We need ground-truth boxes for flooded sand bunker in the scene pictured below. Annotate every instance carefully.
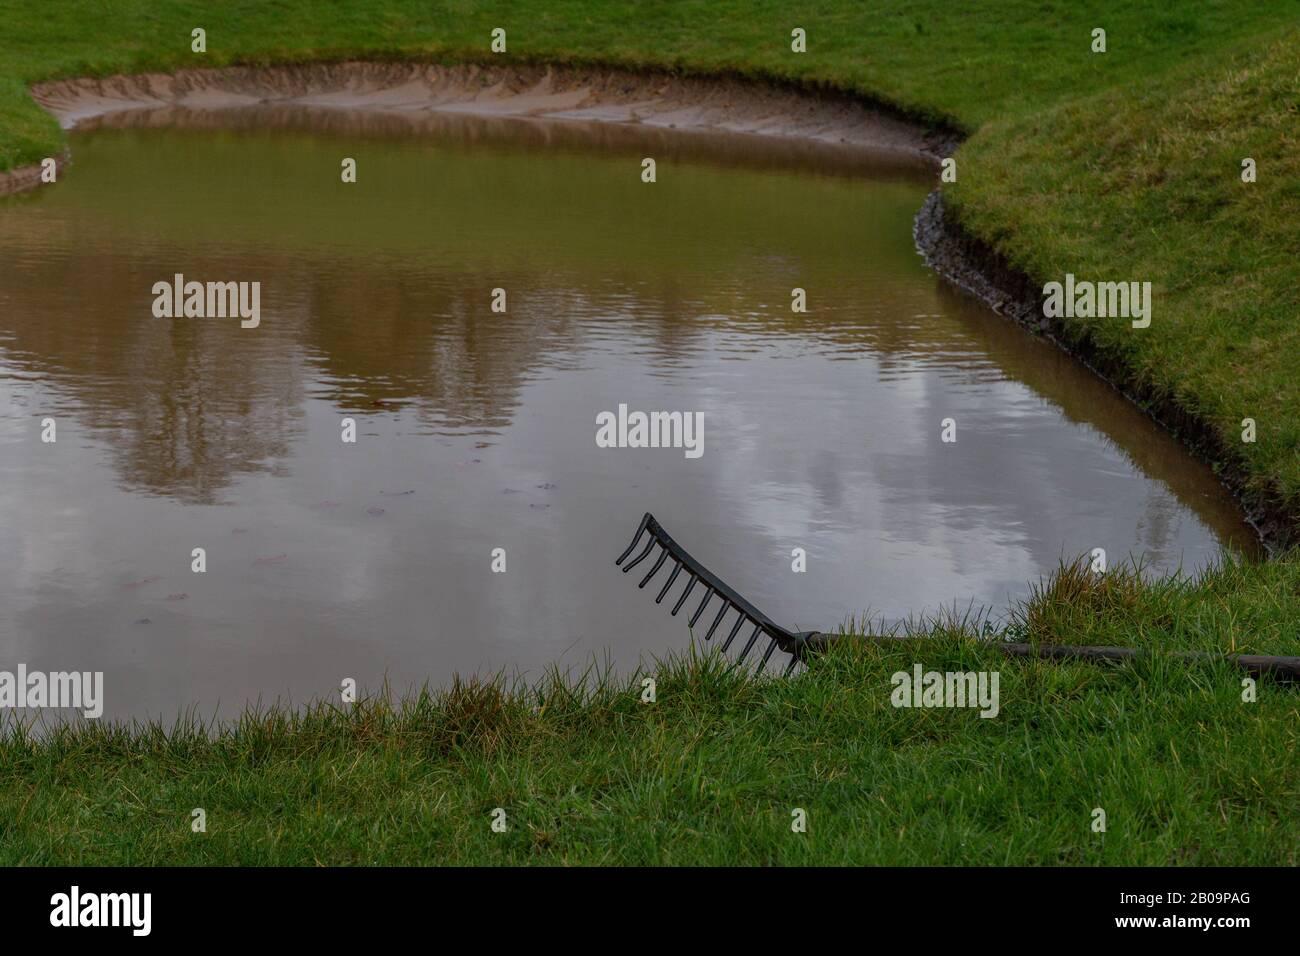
[26,62,950,157]
[0,68,1260,721]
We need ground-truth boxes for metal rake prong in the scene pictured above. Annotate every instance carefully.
[615,513,652,566]
[688,586,715,627]
[759,636,780,670]
[655,561,684,603]
[638,549,669,588]
[621,537,657,573]
[670,573,698,615]
[703,603,730,641]
[720,615,747,652]
[735,623,762,664]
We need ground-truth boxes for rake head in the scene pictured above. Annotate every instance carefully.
[615,512,823,675]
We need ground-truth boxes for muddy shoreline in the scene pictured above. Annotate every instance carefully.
[914,193,1293,552]
[3,61,1289,550]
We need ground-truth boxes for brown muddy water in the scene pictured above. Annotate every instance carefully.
[0,106,1259,721]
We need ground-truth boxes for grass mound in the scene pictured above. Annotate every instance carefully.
[949,27,1300,524]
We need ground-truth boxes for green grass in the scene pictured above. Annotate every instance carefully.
[0,0,1288,148]
[948,25,1300,517]
[2,2,1299,864]
[885,553,1300,658]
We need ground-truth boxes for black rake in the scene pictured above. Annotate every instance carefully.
[615,512,823,674]
[616,512,1300,683]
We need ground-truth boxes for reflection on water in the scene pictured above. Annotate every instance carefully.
[0,107,1258,720]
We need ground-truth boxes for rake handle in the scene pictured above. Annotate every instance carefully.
[804,635,1300,682]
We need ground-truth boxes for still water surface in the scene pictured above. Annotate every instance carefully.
[0,107,1257,720]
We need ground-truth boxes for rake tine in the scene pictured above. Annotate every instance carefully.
[614,513,652,566]
[621,537,657,573]
[670,573,698,615]
[638,549,669,589]
[735,623,762,665]
[783,654,799,676]
[759,636,780,670]
[703,603,730,641]
[720,615,748,652]
[655,561,684,603]
[688,586,715,627]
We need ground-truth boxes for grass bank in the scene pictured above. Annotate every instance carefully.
[947,25,1300,538]
[2,558,1297,866]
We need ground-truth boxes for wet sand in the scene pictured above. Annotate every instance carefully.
[6,62,948,195]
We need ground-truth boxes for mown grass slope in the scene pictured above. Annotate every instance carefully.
[948,26,1300,518]
[0,1,1293,166]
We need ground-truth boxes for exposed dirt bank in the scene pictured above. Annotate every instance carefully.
[3,62,949,197]
[2,61,1287,550]
[0,152,66,197]
[28,60,950,153]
